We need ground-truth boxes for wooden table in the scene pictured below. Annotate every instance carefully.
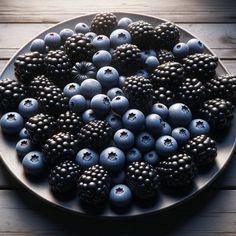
[0,0,236,235]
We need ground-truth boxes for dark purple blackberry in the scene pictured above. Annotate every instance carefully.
[112,43,141,75]
[77,120,112,151]
[126,161,160,199]
[0,78,27,112]
[150,62,184,89]
[198,98,234,130]
[157,153,197,188]
[14,52,45,84]
[77,165,110,205]
[176,78,206,109]
[64,33,94,63]
[43,132,79,166]
[56,111,83,134]
[183,135,217,167]
[122,75,154,110]
[71,61,97,84]
[157,49,175,64]
[155,22,180,50]
[90,12,117,36]
[25,113,57,146]
[152,86,176,106]
[182,53,218,82]
[205,74,236,104]
[48,160,81,193]
[127,20,156,49]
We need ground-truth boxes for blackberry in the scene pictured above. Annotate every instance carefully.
[182,53,218,82]
[183,135,217,167]
[176,78,206,109]
[64,33,94,63]
[122,75,154,110]
[112,43,141,75]
[155,22,180,50]
[205,74,236,104]
[150,62,184,89]
[14,52,45,84]
[157,49,175,64]
[71,61,97,84]
[77,120,112,151]
[43,132,79,166]
[77,165,110,205]
[90,12,117,36]
[56,111,83,134]
[25,113,57,146]
[157,153,197,188]
[127,20,156,49]
[0,78,27,112]
[126,161,160,199]
[198,98,234,130]
[48,160,81,193]
[152,87,176,106]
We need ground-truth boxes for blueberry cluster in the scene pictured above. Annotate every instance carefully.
[0,13,235,211]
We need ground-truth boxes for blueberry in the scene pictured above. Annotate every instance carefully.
[97,66,119,89]
[69,94,87,114]
[141,49,157,62]
[168,103,192,127]
[82,109,96,123]
[22,151,45,176]
[18,98,39,119]
[114,128,135,150]
[107,87,124,100]
[188,119,210,137]
[111,96,129,116]
[122,109,145,132]
[92,50,112,68]
[161,122,172,135]
[187,38,204,54]
[143,150,159,166]
[30,38,46,54]
[59,28,74,43]
[117,17,133,29]
[80,79,102,99]
[126,148,142,164]
[171,127,190,145]
[92,35,110,51]
[63,82,81,98]
[155,135,178,157]
[111,171,126,186]
[16,139,33,158]
[75,22,90,34]
[85,32,97,42]
[109,184,132,208]
[106,113,122,132]
[44,32,61,50]
[100,147,125,173]
[0,112,24,134]
[145,56,159,71]
[173,43,189,58]
[136,69,150,79]
[136,132,155,152]
[76,148,99,169]
[19,128,30,139]
[118,76,126,88]
[110,29,132,48]
[151,103,169,119]
[145,114,162,137]
[91,94,111,117]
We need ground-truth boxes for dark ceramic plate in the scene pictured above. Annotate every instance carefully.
[0,12,235,218]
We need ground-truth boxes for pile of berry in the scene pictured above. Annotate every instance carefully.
[0,13,235,210]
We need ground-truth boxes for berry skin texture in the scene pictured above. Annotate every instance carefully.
[59,28,74,43]
[126,148,142,164]
[114,128,135,150]
[111,96,129,116]
[156,49,175,65]
[141,49,157,62]
[152,86,176,107]
[118,17,133,29]
[107,87,124,100]
[110,29,132,48]
[145,56,160,72]
[188,119,210,137]
[18,98,39,119]
[143,150,159,167]
[160,122,172,136]
[151,103,169,119]
[80,79,102,99]
[85,32,97,42]
[105,113,122,132]
[145,114,163,137]
[97,66,119,89]
[136,69,149,79]
[82,109,96,123]
[44,32,61,50]
[19,128,30,139]
[187,38,204,54]
[16,139,33,157]
[75,22,90,34]
[172,42,189,58]
[76,148,99,169]
[30,38,46,54]
[136,132,155,153]
[92,35,110,51]
[92,50,112,68]
[69,95,87,114]
[63,83,81,98]
[171,127,190,146]
[91,94,111,117]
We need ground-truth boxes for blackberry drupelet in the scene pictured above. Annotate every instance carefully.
[25,113,57,146]
[43,132,79,166]
[198,98,234,130]
[157,49,175,64]
[14,52,45,84]
[112,43,141,75]
[90,12,117,36]
[0,78,27,112]
[48,160,81,193]
[77,120,112,151]
[126,161,160,199]
[155,22,180,50]
[157,153,197,188]
[122,75,154,110]
[152,86,176,106]
[64,33,94,63]
[205,74,236,104]
[77,164,110,205]
[182,53,218,82]
[183,135,217,167]
[127,20,156,49]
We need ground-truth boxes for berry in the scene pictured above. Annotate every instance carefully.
[152,87,176,107]
[141,49,157,62]
[110,29,132,48]
[91,94,111,117]
[145,56,160,71]
[107,87,124,100]
[105,113,122,132]
[118,17,133,29]
[80,79,102,99]
[172,42,189,58]
[151,103,169,119]
[44,32,61,49]
[59,28,74,43]
[136,69,149,79]
[161,122,172,135]
[114,128,135,150]
[85,32,97,42]
[136,132,155,152]
[118,76,126,88]
[188,119,210,137]
[145,114,163,137]
[111,96,129,116]
[92,35,110,51]
[63,83,80,98]
[19,128,30,139]
[30,38,46,54]
[126,148,142,164]
[16,138,33,157]
[18,98,39,118]
[156,49,175,64]
[76,148,99,169]
[171,127,190,146]
[143,150,159,167]
[187,38,204,54]
[82,109,96,123]
[69,95,87,114]
[155,135,178,157]
[75,22,90,34]
[92,50,112,68]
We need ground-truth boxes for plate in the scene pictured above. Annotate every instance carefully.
[0,12,236,218]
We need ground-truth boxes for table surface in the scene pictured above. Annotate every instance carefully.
[0,0,236,235]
